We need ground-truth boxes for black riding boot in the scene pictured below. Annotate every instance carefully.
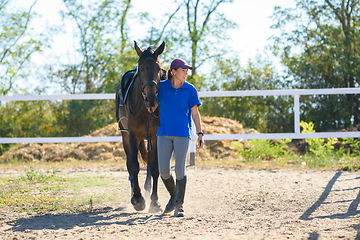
[161,175,176,214]
[174,176,187,217]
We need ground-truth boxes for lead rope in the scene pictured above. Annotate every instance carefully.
[195,139,202,165]
[146,111,152,152]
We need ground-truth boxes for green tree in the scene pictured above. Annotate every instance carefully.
[120,0,131,54]
[0,88,59,155]
[47,0,138,136]
[271,0,360,131]
[184,0,236,79]
[52,99,113,137]
[0,0,45,95]
[0,0,54,155]
[143,0,237,89]
[202,57,294,133]
[140,4,181,47]
[54,0,136,94]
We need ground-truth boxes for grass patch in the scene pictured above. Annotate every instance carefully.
[0,166,117,214]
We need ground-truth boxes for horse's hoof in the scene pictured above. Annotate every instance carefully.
[149,200,162,214]
[131,195,146,211]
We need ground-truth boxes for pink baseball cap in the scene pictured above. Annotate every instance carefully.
[170,58,193,70]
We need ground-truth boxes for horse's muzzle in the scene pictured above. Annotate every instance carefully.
[144,95,158,108]
[142,80,159,108]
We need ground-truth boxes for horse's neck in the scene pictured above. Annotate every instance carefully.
[133,77,142,97]
[129,77,143,106]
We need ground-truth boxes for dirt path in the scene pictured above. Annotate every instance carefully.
[1,167,360,239]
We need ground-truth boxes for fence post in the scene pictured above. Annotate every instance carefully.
[294,94,300,133]
[189,119,196,166]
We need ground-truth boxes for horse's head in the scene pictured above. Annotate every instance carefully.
[134,41,165,112]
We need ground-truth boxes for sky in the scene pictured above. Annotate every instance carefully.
[10,0,296,92]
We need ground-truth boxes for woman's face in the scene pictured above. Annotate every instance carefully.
[173,67,189,81]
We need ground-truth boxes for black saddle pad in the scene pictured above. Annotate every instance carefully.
[120,68,138,104]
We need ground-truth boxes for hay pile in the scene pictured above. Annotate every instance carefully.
[0,116,258,163]
[200,116,258,159]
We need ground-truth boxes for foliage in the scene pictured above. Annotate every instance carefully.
[0,0,48,95]
[202,57,294,133]
[53,0,137,94]
[342,137,360,156]
[0,90,59,137]
[229,121,360,170]
[144,0,238,89]
[3,0,360,156]
[182,0,237,79]
[232,138,293,162]
[52,99,114,137]
[44,0,139,136]
[298,121,360,168]
[21,166,58,182]
[300,121,338,159]
[270,0,360,131]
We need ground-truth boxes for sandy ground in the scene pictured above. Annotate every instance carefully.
[1,166,360,240]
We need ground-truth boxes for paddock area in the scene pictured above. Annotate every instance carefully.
[1,167,359,239]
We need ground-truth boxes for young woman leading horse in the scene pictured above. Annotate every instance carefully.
[116,41,166,213]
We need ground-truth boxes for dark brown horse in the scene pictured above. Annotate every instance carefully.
[116,41,165,213]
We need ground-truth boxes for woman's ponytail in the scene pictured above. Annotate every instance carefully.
[167,67,179,79]
[167,69,173,79]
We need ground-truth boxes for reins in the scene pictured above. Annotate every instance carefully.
[127,73,160,119]
[146,111,152,151]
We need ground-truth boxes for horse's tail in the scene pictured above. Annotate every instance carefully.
[139,140,148,164]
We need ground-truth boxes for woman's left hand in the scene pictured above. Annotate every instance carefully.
[197,135,204,149]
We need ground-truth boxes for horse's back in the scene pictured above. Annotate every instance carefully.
[116,68,138,130]
[121,68,137,102]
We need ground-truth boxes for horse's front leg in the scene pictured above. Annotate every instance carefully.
[148,138,162,213]
[128,133,146,211]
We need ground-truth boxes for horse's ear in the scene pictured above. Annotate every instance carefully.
[154,41,165,56]
[134,41,143,57]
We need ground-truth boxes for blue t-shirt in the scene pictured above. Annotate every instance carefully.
[157,78,201,138]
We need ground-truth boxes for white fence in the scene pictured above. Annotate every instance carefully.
[1,88,360,143]
[1,88,360,144]
[1,88,360,164]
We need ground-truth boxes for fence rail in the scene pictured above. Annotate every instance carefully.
[1,132,360,144]
[1,88,360,164]
[1,88,360,143]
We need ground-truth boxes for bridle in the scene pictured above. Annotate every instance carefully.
[128,57,161,119]
[140,77,159,100]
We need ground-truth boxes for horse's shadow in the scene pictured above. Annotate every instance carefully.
[6,206,164,232]
[300,171,360,221]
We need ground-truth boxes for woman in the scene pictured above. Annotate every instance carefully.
[157,58,204,217]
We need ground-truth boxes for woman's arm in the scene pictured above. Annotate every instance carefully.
[191,105,204,149]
